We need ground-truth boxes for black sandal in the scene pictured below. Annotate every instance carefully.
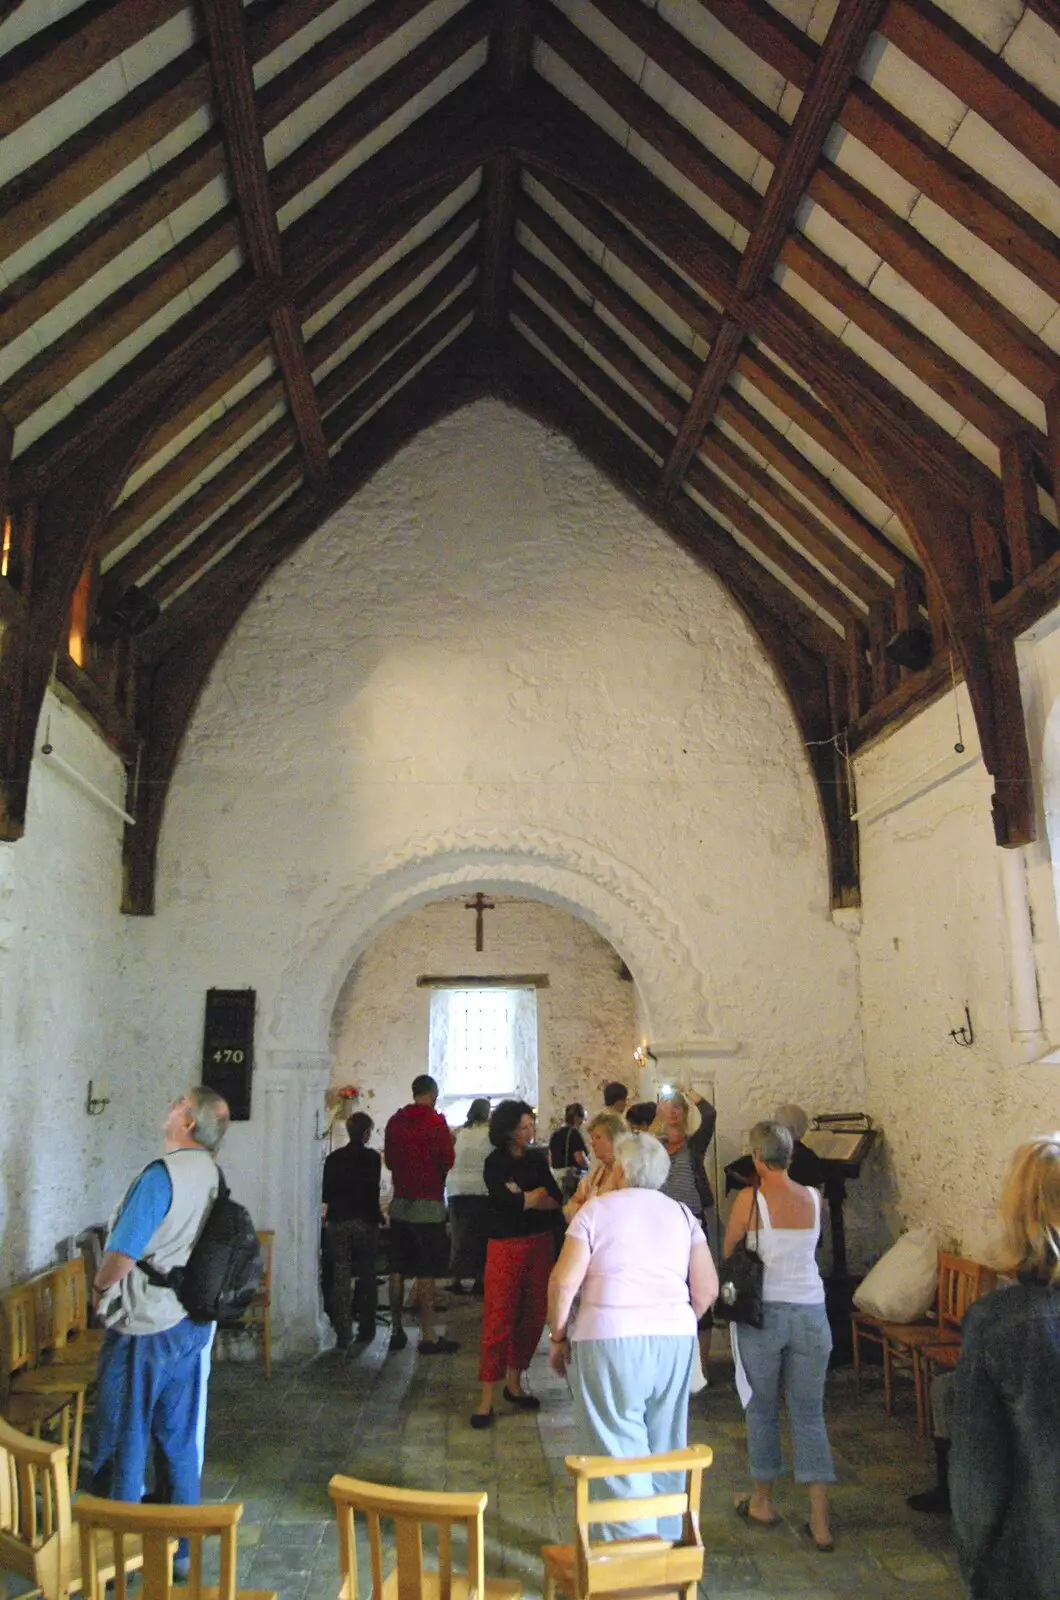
[502,1387,541,1410]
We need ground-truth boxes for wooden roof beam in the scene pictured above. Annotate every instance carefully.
[715,388,907,581]
[517,196,699,385]
[736,0,888,296]
[478,0,534,334]
[13,76,501,495]
[659,320,744,497]
[880,0,1060,190]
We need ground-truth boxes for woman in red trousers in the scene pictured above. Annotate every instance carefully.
[470,1100,562,1428]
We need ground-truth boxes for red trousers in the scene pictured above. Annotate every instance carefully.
[478,1233,553,1382]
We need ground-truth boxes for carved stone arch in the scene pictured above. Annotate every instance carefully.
[268,827,720,1058]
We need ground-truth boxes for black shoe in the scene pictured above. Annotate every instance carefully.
[388,1327,409,1352]
[469,1408,495,1430]
[419,1336,460,1355]
[502,1387,541,1410]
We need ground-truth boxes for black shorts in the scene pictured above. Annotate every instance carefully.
[388,1219,450,1278]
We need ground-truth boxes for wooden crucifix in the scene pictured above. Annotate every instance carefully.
[465,892,495,952]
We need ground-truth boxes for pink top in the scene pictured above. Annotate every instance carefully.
[566,1189,705,1342]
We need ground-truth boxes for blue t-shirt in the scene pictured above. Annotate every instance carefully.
[107,1161,173,1258]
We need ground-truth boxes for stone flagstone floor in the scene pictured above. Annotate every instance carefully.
[198,1294,965,1600]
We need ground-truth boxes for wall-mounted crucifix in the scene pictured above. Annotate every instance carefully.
[464,892,495,952]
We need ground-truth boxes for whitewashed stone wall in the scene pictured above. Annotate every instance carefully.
[854,646,1060,1261]
[0,691,142,1283]
[329,895,638,1141]
[5,402,865,1340]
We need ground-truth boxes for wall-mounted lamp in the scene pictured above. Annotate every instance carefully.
[633,1043,657,1068]
[85,1080,110,1116]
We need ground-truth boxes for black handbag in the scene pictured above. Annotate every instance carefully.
[718,1188,765,1328]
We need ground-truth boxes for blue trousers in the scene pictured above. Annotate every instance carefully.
[736,1302,835,1484]
[570,1334,694,1540]
[92,1320,214,1506]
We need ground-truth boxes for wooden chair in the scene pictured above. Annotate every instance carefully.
[72,1495,275,1600]
[541,1444,711,1600]
[1,1286,90,1489]
[42,1263,105,1367]
[328,1473,522,1600]
[0,1416,145,1600]
[852,1254,995,1436]
[30,1269,101,1380]
[238,1232,273,1380]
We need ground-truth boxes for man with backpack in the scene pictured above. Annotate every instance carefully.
[90,1086,231,1525]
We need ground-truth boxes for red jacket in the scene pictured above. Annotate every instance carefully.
[384,1102,455,1202]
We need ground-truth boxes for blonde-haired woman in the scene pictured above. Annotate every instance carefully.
[951,1134,1060,1600]
[564,1111,626,1222]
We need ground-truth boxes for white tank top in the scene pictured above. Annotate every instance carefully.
[747,1188,825,1306]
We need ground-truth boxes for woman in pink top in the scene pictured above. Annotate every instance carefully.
[547,1132,718,1538]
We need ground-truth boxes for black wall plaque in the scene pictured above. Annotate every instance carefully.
[202,988,255,1121]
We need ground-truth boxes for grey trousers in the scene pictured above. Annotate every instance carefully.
[570,1334,695,1540]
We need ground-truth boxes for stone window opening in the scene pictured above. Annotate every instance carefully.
[428,986,539,1125]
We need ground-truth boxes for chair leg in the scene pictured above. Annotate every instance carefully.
[851,1321,861,1396]
[72,1392,85,1490]
[913,1351,927,1440]
[882,1340,893,1417]
[263,1306,271,1381]
[542,1572,556,1600]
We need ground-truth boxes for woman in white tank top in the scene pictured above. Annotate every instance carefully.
[722,1121,836,1552]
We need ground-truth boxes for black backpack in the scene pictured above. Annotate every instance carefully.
[140,1171,263,1326]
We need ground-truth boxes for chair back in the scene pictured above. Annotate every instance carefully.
[1,1283,39,1379]
[30,1268,76,1357]
[566,1444,711,1598]
[328,1473,490,1600]
[937,1254,997,1335]
[62,1258,92,1339]
[255,1232,274,1298]
[0,1415,73,1600]
[72,1495,243,1600]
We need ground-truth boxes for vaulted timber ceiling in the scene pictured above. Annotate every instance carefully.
[0,0,1058,913]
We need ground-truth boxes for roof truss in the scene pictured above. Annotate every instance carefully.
[1,0,1058,910]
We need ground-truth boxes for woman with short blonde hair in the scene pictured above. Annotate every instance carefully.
[951,1134,1060,1599]
[563,1110,626,1221]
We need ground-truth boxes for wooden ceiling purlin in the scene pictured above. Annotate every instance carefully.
[122,340,489,916]
[658,318,744,499]
[477,0,533,334]
[499,333,858,907]
[198,0,329,488]
[11,76,503,498]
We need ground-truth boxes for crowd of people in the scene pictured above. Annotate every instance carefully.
[81,1073,1060,1599]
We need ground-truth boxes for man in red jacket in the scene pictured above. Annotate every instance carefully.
[384,1074,458,1355]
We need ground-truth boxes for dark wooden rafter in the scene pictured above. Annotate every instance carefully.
[1025,0,1060,30]
[478,0,533,334]
[540,0,1059,410]
[193,1,328,484]
[879,0,1060,190]
[12,75,503,497]
[106,206,479,586]
[658,319,744,498]
[736,0,889,297]
[1002,432,1050,584]
[122,339,487,914]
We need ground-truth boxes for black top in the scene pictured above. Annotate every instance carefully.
[483,1147,563,1239]
[724,1141,827,1194]
[548,1126,588,1169]
[322,1143,383,1226]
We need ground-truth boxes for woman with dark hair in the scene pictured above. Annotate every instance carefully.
[447,1097,492,1294]
[951,1134,1060,1599]
[548,1102,590,1201]
[471,1099,562,1429]
[322,1111,383,1348]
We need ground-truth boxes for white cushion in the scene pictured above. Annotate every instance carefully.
[853,1226,948,1322]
